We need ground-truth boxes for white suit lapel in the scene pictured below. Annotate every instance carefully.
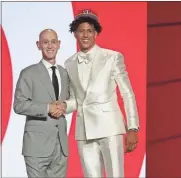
[68,54,85,94]
[85,46,107,98]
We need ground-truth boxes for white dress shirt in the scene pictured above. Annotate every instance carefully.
[77,45,97,91]
[42,59,61,96]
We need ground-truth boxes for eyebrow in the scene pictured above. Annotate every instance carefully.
[41,38,58,41]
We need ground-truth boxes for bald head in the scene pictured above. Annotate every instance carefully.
[36,29,60,64]
[39,29,58,41]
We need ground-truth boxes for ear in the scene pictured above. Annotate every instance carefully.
[57,40,61,49]
[36,41,41,50]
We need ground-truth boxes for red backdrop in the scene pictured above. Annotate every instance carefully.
[147,2,181,178]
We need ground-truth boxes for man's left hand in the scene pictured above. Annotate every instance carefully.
[50,101,67,118]
[125,130,138,153]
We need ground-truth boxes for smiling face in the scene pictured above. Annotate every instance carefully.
[36,29,60,64]
[74,22,97,53]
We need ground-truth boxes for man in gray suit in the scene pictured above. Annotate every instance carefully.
[14,29,69,177]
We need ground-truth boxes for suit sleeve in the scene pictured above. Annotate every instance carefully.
[64,74,78,114]
[112,52,139,130]
[13,70,48,118]
[64,63,77,114]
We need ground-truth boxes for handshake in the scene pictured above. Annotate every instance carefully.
[48,101,67,119]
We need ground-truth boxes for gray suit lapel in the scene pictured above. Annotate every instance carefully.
[57,66,65,100]
[67,55,86,101]
[37,62,56,101]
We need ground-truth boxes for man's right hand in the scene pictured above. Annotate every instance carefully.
[49,101,66,119]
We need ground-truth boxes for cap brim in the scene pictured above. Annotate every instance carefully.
[75,14,98,21]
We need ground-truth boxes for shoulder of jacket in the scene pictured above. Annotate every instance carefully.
[21,63,37,74]
[101,47,121,56]
[101,48,124,59]
[64,53,77,67]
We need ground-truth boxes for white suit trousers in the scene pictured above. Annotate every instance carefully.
[77,135,124,178]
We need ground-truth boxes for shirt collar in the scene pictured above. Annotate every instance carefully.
[42,59,58,69]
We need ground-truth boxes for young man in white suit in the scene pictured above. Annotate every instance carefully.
[64,9,140,177]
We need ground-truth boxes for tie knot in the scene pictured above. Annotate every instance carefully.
[51,66,56,72]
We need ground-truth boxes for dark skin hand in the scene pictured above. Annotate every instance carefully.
[125,130,138,153]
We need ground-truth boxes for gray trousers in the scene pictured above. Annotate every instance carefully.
[24,135,67,178]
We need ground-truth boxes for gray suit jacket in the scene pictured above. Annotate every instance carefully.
[13,61,70,157]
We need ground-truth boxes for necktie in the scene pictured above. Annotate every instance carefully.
[51,66,59,100]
